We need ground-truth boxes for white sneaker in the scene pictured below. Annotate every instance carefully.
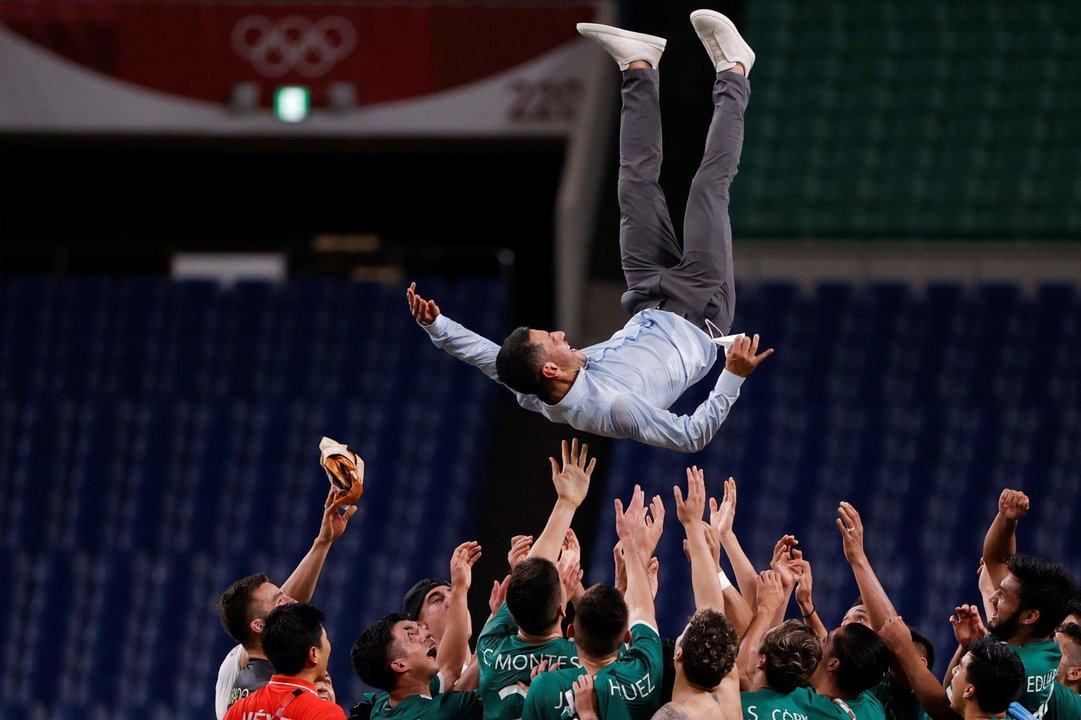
[576,23,667,71]
[689,10,755,75]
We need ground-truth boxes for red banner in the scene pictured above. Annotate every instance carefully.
[0,1,596,107]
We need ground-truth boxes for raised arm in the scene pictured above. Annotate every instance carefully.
[609,335,773,453]
[982,489,1029,589]
[281,489,358,602]
[529,439,595,562]
[737,571,785,690]
[439,541,483,687]
[614,485,657,628]
[676,466,725,613]
[711,477,760,609]
[788,550,828,640]
[879,616,959,720]
[836,501,898,630]
[407,282,503,383]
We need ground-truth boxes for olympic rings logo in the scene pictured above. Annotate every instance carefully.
[231,15,356,78]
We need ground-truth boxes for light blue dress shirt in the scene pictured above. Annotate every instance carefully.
[421,309,745,453]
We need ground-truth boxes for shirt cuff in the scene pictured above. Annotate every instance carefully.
[716,368,746,395]
[422,314,448,335]
[630,620,659,635]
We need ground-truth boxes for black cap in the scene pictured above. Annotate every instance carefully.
[402,578,451,621]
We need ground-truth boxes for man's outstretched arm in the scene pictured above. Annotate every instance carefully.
[281,489,358,602]
[982,488,1029,589]
[608,334,772,453]
[408,282,503,383]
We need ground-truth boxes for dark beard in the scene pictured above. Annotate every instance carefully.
[990,608,1021,640]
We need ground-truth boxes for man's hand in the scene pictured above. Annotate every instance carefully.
[572,674,600,720]
[558,557,584,605]
[682,521,721,569]
[615,485,648,548]
[406,282,440,325]
[639,495,666,558]
[489,575,509,616]
[549,439,596,509]
[756,570,786,615]
[789,549,814,607]
[725,334,774,378]
[560,529,581,569]
[674,466,707,527]
[450,541,483,591]
[770,535,799,589]
[647,557,660,599]
[950,604,987,650]
[507,535,533,570]
[613,541,627,595]
[318,489,358,544]
[998,489,1030,521]
[879,615,913,653]
[835,501,866,565]
[709,476,737,537]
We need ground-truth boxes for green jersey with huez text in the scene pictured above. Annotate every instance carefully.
[478,602,581,720]
[741,686,887,720]
[370,690,482,720]
[521,623,663,720]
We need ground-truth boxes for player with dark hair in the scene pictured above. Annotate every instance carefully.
[881,617,1025,720]
[1046,622,1081,717]
[477,441,594,720]
[407,9,772,454]
[958,490,1079,716]
[349,542,483,719]
[523,483,664,720]
[214,490,358,719]
[224,603,345,720]
[741,618,823,695]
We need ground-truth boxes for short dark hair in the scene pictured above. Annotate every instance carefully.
[507,558,563,635]
[909,627,935,673]
[1058,622,1081,665]
[966,637,1025,713]
[496,327,545,395]
[680,609,739,689]
[262,603,326,676]
[1008,554,1078,638]
[351,613,409,691]
[831,623,890,696]
[1067,594,1081,621]
[216,573,270,646]
[574,584,628,659]
[760,620,822,693]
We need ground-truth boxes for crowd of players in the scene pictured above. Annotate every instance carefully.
[212,438,1080,720]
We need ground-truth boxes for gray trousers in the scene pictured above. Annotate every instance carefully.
[618,68,750,335]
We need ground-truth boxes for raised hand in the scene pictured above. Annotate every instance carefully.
[725,333,774,378]
[770,535,799,589]
[998,489,1030,521]
[507,535,533,570]
[319,488,358,544]
[550,439,596,509]
[789,548,814,607]
[639,494,666,558]
[450,541,483,591]
[878,615,912,652]
[615,484,648,547]
[406,282,441,325]
[835,501,866,564]
[613,541,627,595]
[560,529,581,569]
[674,466,707,526]
[647,557,660,599]
[489,575,509,616]
[756,569,786,614]
[709,476,737,537]
[950,604,987,650]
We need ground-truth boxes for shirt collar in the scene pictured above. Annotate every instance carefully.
[268,675,318,694]
[543,367,590,410]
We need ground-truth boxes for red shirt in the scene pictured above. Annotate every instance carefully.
[224,674,346,720]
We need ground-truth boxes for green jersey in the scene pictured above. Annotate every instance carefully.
[370,691,482,720]
[478,602,581,720]
[1045,681,1081,720]
[521,623,663,720]
[869,674,932,720]
[742,687,887,720]
[994,636,1061,718]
